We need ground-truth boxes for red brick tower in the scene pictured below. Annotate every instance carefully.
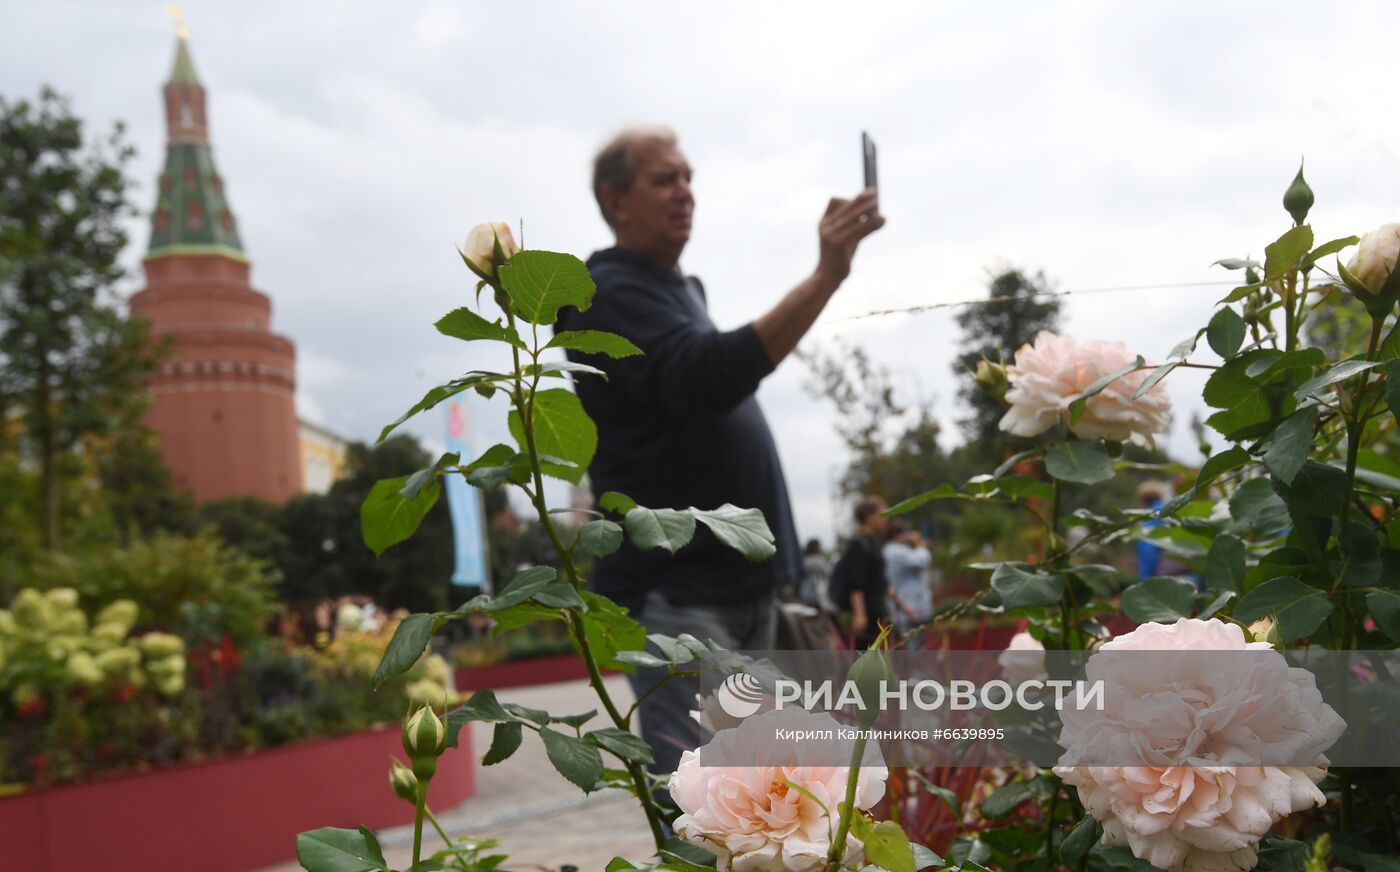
[130,35,302,503]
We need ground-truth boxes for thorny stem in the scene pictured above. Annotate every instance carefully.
[504,311,667,853]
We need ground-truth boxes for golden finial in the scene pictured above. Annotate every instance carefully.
[166,4,189,39]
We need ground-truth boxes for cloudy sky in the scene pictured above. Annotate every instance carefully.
[6,0,1400,542]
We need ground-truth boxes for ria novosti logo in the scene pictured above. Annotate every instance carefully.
[716,672,766,719]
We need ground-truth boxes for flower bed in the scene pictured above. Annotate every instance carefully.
[453,651,601,691]
[0,722,474,872]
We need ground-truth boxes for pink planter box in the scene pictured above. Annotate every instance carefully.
[0,723,475,872]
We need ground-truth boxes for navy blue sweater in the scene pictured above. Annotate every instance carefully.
[554,247,802,613]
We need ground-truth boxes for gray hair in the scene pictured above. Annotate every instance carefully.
[591,125,678,227]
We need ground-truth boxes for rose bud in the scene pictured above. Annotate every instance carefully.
[461,222,519,282]
[974,359,1009,403]
[1282,161,1314,226]
[846,631,893,728]
[403,704,448,781]
[1345,223,1400,295]
[389,757,420,804]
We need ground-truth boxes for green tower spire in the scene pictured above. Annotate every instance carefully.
[169,36,200,85]
[147,33,246,261]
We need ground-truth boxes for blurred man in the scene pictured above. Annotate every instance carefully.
[883,521,934,635]
[555,126,884,775]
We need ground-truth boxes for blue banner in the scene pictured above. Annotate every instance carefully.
[445,401,490,592]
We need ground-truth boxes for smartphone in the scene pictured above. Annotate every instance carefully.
[861,131,878,192]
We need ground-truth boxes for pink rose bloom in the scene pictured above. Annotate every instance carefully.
[999,331,1171,444]
[1346,223,1400,294]
[998,630,1047,687]
[670,709,887,871]
[1053,619,1344,872]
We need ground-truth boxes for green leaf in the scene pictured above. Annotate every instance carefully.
[499,250,595,325]
[1045,441,1114,485]
[690,504,777,561]
[1264,224,1314,280]
[980,777,1052,819]
[1204,534,1246,592]
[911,844,944,870]
[1206,307,1246,358]
[1278,460,1350,517]
[378,373,499,443]
[532,582,587,610]
[547,329,643,358]
[435,307,525,348]
[1090,845,1165,871]
[912,771,960,817]
[598,491,638,515]
[1301,235,1359,271]
[296,826,389,872]
[540,726,605,792]
[361,475,441,556]
[371,612,434,688]
[1060,816,1102,868]
[401,452,461,500]
[1197,446,1251,491]
[490,566,559,610]
[850,815,915,872]
[1263,406,1317,485]
[1134,361,1179,398]
[1245,348,1325,379]
[524,360,609,381]
[623,507,696,553]
[885,483,959,516]
[589,727,654,764]
[1068,356,1144,427]
[1234,577,1334,642]
[1293,359,1384,402]
[1121,576,1197,622]
[507,389,597,484]
[482,721,523,766]
[1229,478,1290,536]
[1198,590,1235,619]
[991,564,1064,610]
[1367,589,1400,640]
[579,591,647,671]
[577,519,624,557]
[1203,353,1268,409]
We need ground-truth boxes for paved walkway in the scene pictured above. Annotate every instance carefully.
[259,675,658,872]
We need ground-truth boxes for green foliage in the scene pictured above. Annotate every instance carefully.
[0,87,160,551]
[25,527,278,647]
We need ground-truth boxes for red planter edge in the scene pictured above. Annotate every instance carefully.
[0,723,474,872]
[454,652,608,691]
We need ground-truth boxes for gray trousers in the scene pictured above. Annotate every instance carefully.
[627,590,777,779]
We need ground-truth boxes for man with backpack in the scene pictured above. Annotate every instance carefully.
[831,495,890,648]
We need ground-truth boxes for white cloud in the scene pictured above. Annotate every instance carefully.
[6,0,1400,546]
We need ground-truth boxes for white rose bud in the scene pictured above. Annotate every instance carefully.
[462,221,519,281]
[1346,223,1400,295]
[403,704,448,781]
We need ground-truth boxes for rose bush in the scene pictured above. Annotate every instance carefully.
[300,175,1400,872]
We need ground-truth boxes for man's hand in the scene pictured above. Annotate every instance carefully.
[850,591,869,639]
[815,189,884,289]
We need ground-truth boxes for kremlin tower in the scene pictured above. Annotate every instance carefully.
[130,33,302,503]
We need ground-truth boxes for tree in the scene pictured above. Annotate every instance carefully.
[0,88,159,549]
[278,436,454,612]
[799,340,961,535]
[953,268,1061,455]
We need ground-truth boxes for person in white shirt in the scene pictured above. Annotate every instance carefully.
[883,522,934,633]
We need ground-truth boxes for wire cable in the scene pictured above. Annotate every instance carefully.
[831,279,1237,323]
